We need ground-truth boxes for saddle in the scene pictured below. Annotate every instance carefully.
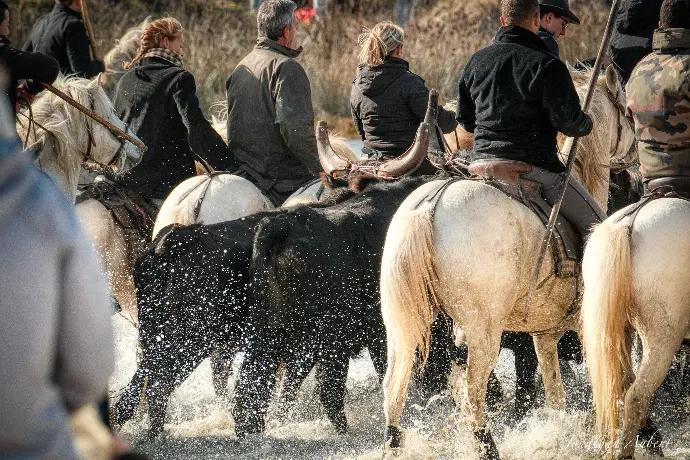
[647,176,690,197]
[615,175,690,225]
[467,159,580,277]
[77,179,159,242]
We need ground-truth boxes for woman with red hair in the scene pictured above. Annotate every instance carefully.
[113,18,234,203]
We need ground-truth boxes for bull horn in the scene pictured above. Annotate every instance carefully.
[317,121,351,176]
[376,122,430,179]
[424,89,443,156]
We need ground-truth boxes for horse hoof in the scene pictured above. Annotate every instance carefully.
[638,420,665,457]
[385,425,403,448]
[473,428,500,460]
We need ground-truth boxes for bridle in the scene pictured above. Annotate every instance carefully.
[604,85,637,166]
[82,92,129,170]
[20,92,129,171]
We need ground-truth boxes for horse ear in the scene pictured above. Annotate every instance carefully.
[605,64,623,102]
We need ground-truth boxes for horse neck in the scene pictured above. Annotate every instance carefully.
[36,138,81,202]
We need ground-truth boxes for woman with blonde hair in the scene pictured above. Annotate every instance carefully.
[350,21,456,170]
[113,17,234,202]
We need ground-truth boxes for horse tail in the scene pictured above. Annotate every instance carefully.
[381,207,440,419]
[581,219,634,447]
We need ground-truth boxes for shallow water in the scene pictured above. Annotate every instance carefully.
[111,315,690,459]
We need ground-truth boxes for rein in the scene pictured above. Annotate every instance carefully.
[19,91,128,171]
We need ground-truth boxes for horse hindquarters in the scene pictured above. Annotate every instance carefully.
[589,200,690,458]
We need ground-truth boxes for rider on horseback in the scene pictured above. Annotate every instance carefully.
[626,0,690,184]
[456,0,605,237]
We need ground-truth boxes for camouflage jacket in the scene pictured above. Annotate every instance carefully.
[626,28,690,179]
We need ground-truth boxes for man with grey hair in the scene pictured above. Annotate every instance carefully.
[226,0,321,206]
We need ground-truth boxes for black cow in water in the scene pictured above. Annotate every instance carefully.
[232,174,442,436]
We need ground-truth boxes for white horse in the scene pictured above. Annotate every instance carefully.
[581,182,690,455]
[17,75,143,202]
[151,132,358,237]
[378,66,637,459]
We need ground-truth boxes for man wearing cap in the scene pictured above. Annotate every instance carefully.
[538,0,581,58]
[456,0,603,239]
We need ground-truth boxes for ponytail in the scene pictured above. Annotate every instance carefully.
[357,21,404,66]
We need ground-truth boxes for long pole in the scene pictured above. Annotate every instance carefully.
[40,82,147,152]
[81,0,100,61]
[523,0,620,318]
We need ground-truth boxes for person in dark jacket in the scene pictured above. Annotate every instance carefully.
[113,18,234,201]
[226,0,321,206]
[350,21,457,173]
[537,0,580,58]
[457,0,604,237]
[0,1,59,118]
[608,0,662,86]
[22,0,104,78]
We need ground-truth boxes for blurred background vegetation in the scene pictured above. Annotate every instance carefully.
[14,0,610,136]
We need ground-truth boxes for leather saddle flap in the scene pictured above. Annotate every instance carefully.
[647,176,690,197]
[467,160,533,185]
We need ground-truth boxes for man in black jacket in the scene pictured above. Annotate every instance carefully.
[226,0,321,206]
[22,0,104,78]
[608,0,662,86]
[0,1,59,119]
[457,0,604,237]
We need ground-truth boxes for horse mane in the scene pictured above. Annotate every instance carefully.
[18,75,115,193]
[102,17,152,92]
[210,100,228,144]
[558,68,614,206]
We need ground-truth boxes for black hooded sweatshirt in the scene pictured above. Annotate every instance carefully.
[456,25,592,173]
[350,56,456,158]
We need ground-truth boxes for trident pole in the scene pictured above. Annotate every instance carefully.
[80,0,101,61]
[39,82,148,152]
[523,0,620,318]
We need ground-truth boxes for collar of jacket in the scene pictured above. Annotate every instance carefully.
[653,28,690,51]
[539,26,555,37]
[53,3,83,20]
[494,25,552,54]
[140,48,184,68]
[0,35,9,45]
[255,38,303,58]
[360,56,410,71]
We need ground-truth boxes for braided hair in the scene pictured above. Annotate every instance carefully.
[124,17,184,70]
[357,21,404,66]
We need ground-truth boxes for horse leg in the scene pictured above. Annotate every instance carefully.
[316,351,349,434]
[532,332,566,409]
[464,329,502,460]
[618,331,681,459]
